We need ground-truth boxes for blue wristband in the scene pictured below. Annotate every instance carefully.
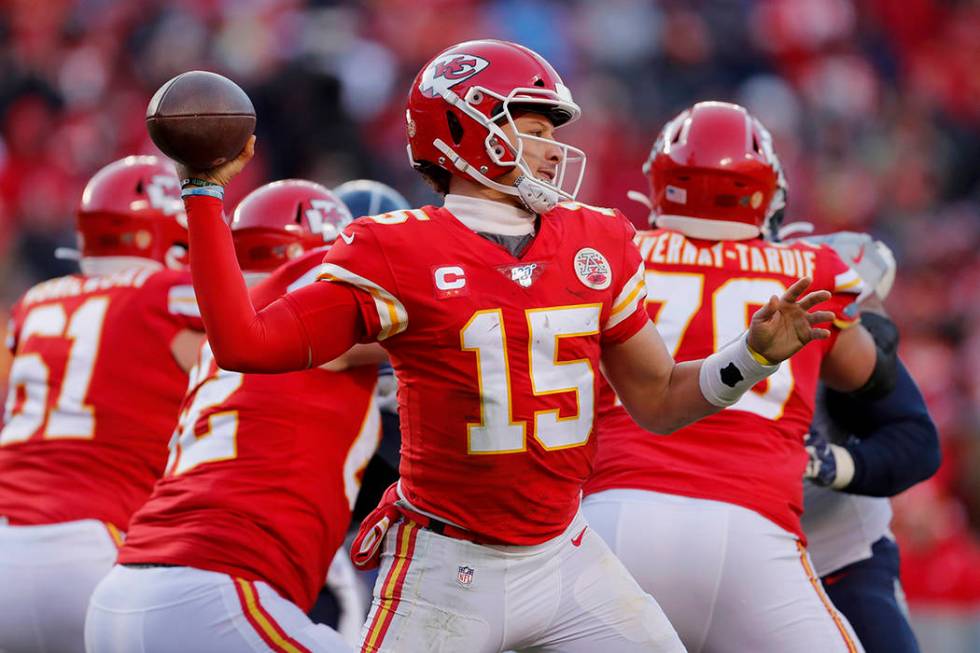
[181,186,224,201]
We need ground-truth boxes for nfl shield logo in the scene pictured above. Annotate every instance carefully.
[511,263,537,287]
[456,565,474,586]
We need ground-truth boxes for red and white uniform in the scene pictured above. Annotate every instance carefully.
[583,228,865,653]
[586,229,861,537]
[312,203,684,652]
[0,266,201,653]
[120,249,379,609]
[323,203,647,545]
[86,250,380,653]
[0,267,201,528]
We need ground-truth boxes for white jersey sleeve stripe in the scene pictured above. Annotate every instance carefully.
[834,269,864,294]
[5,317,15,353]
[167,285,201,317]
[606,262,647,330]
[318,263,408,340]
[287,264,327,293]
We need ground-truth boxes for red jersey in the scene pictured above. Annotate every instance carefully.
[0,267,202,531]
[585,229,864,539]
[119,249,381,611]
[317,203,649,545]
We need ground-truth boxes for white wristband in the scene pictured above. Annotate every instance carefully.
[830,444,855,489]
[699,335,780,408]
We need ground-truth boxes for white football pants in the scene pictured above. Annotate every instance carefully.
[0,518,121,653]
[359,510,685,652]
[85,565,351,653]
[583,489,864,653]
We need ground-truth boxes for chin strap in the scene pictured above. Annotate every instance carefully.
[433,138,561,215]
[513,175,559,214]
[777,221,815,240]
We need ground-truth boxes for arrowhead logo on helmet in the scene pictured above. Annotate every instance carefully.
[230,180,353,274]
[419,54,490,99]
[408,40,587,215]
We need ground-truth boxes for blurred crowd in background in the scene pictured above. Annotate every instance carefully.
[0,0,977,649]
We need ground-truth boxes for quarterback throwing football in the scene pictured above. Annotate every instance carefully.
[176,41,836,652]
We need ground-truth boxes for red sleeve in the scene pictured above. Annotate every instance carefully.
[813,245,864,351]
[602,210,650,345]
[184,195,364,372]
[319,219,407,342]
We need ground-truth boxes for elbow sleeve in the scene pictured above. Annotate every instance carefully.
[846,312,899,401]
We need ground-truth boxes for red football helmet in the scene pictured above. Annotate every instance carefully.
[643,101,787,240]
[406,39,585,213]
[230,180,353,273]
[77,155,187,265]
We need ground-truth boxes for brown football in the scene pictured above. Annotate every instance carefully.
[146,70,256,170]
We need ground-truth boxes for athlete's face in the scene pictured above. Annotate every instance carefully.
[499,112,563,186]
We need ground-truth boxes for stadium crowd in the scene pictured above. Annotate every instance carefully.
[0,0,977,649]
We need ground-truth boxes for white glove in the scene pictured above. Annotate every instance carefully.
[795,231,897,302]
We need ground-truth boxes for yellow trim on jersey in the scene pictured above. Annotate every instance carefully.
[318,263,407,340]
[607,262,647,329]
[167,285,201,317]
[104,522,124,548]
[834,317,860,330]
[235,579,307,653]
[833,268,864,295]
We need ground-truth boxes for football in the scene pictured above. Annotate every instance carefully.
[146,70,255,171]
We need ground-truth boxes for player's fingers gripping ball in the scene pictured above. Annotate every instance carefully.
[146,70,256,187]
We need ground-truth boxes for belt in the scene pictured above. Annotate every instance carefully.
[122,562,180,569]
[397,505,485,544]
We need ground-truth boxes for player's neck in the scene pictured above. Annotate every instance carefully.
[444,178,534,236]
[443,194,535,236]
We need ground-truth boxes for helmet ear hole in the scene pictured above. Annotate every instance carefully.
[446,111,464,145]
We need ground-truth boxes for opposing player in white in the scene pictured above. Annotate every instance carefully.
[798,231,939,653]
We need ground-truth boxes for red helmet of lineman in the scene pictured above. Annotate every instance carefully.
[230,180,353,274]
[406,39,585,213]
[77,155,187,267]
[643,101,787,240]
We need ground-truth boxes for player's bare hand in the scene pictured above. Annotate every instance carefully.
[746,276,834,364]
[175,135,255,187]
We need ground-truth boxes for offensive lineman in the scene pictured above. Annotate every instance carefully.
[0,156,203,653]
[582,102,892,653]
[85,180,382,653]
[174,41,837,652]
